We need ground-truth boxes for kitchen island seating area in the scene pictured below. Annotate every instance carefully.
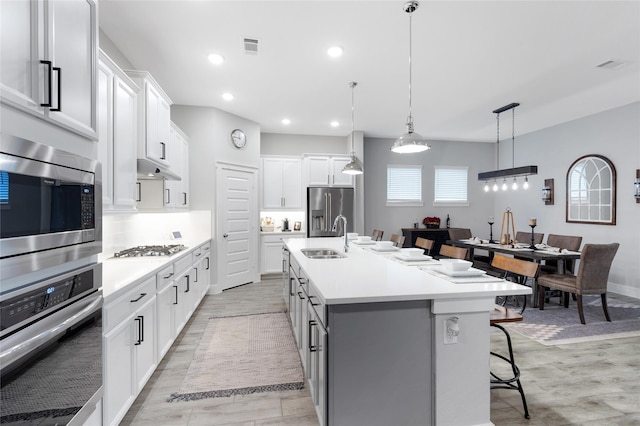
[537,243,620,324]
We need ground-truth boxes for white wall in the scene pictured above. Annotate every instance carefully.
[492,101,640,297]
[261,133,350,156]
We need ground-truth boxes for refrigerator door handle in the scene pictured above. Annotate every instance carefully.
[328,193,332,232]
[324,193,328,232]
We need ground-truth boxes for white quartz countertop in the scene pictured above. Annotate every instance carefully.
[284,237,531,305]
[101,237,211,304]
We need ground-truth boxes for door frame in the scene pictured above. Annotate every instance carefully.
[213,161,259,293]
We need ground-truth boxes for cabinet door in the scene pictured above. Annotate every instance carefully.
[307,157,331,186]
[316,323,328,426]
[145,83,164,164]
[0,0,42,114]
[47,0,97,138]
[133,296,157,393]
[282,158,302,208]
[179,136,189,207]
[113,75,138,209]
[104,314,135,426]
[331,157,354,187]
[262,158,285,208]
[158,94,172,165]
[156,282,176,360]
[97,61,114,207]
[261,240,285,274]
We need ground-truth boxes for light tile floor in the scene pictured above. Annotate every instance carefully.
[121,279,640,426]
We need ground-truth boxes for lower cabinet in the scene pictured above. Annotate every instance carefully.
[104,240,212,426]
[261,233,304,274]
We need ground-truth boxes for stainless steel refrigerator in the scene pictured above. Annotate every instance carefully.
[307,187,354,237]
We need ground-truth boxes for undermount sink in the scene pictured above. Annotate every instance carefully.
[301,248,346,259]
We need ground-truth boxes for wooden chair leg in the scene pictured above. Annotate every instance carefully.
[538,285,546,310]
[576,294,586,324]
[601,293,612,322]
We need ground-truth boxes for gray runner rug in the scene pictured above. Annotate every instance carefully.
[168,312,303,402]
[507,292,640,345]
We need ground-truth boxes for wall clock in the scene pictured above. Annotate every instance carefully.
[230,129,247,149]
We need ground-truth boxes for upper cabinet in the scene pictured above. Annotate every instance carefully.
[0,0,99,139]
[262,157,303,209]
[125,70,173,169]
[164,123,190,208]
[98,50,139,212]
[305,156,353,187]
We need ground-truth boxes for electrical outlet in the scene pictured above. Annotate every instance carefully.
[444,316,459,345]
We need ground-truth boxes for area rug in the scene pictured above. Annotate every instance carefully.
[506,293,640,345]
[168,312,303,402]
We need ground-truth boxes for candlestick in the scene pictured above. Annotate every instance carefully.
[528,217,537,227]
[488,219,495,244]
[529,224,537,249]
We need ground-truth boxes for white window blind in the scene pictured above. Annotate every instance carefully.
[387,165,423,206]
[434,166,468,205]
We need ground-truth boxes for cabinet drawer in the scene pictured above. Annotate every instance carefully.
[104,276,156,333]
[156,264,175,290]
[308,281,326,327]
[174,254,193,276]
[191,246,203,261]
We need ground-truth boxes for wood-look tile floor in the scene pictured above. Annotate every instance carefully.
[121,278,640,426]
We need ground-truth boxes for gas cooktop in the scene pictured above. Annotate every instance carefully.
[114,244,186,258]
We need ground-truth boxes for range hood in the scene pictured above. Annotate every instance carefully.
[137,158,181,181]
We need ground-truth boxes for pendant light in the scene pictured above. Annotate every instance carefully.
[391,1,430,154]
[342,81,364,175]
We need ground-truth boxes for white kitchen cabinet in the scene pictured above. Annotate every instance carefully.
[164,123,190,208]
[192,242,211,301]
[126,70,173,169]
[262,157,302,209]
[261,233,304,274]
[155,264,176,360]
[305,156,353,187]
[0,0,98,139]
[104,276,157,426]
[98,50,139,212]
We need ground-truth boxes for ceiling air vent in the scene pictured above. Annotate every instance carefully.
[595,60,626,70]
[243,38,259,55]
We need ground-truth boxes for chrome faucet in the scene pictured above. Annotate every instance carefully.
[332,214,349,252]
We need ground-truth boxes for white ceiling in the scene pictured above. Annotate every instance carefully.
[99,0,640,142]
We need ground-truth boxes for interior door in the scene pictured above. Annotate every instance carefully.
[216,163,258,291]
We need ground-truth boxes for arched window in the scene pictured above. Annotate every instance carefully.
[566,155,616,225]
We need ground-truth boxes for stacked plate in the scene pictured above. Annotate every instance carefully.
[434,259,485,277]
[371,241,399,252]
[393,248,431,261]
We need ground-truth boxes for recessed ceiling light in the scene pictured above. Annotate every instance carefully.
[330,121,339,127]
[282,118,291,125]
[327,46,343,58]
[222,93,234,101]
[208,53,224,65]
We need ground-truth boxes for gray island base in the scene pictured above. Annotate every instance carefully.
[284,237,530,426]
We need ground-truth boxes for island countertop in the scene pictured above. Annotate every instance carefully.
[284,237,531,305]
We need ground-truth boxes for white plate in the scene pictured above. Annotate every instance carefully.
[352,240,377,245]
[393,253,432,261]
[433,266,486,277]
[371,246,399,252]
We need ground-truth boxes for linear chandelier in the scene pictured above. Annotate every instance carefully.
[478,102,537,192]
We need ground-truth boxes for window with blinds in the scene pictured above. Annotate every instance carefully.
[434,166,469,205]
[386,165,423,206]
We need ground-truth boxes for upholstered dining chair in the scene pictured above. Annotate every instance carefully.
[540,234,583,274]
[438,245,468,260]
[414,237,435,255]
[515,231,544,246]
[371,229,384,241]
[390,234,405,247]
[491,254,540,314]
[537,243,619,324]
[447,228,472,241]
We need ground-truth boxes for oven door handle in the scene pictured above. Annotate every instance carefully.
[0,292,102,370]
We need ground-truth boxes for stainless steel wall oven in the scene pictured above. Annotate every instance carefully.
[0,134,102,282]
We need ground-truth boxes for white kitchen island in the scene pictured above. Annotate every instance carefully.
[284,237,531,426]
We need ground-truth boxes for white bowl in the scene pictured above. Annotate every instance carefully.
[357,236,372,242]
[377,241,394,248]
[439,258,472,271]
[347,233,359,240]
[400,248,424,258]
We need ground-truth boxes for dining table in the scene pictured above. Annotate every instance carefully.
[446,238,582,307]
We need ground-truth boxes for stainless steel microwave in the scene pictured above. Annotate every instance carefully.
[0,134,102,280]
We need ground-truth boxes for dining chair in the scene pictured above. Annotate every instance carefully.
[438,245,468,260]
[515,231,544,246]
[447,228,472,241]
[371,229,384,241]
[414,237,434,255]
[491,254,540,314]
[537,243,619,324]
[490,305,530,419]
[540,234,583,274]
[390,234,405,247]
